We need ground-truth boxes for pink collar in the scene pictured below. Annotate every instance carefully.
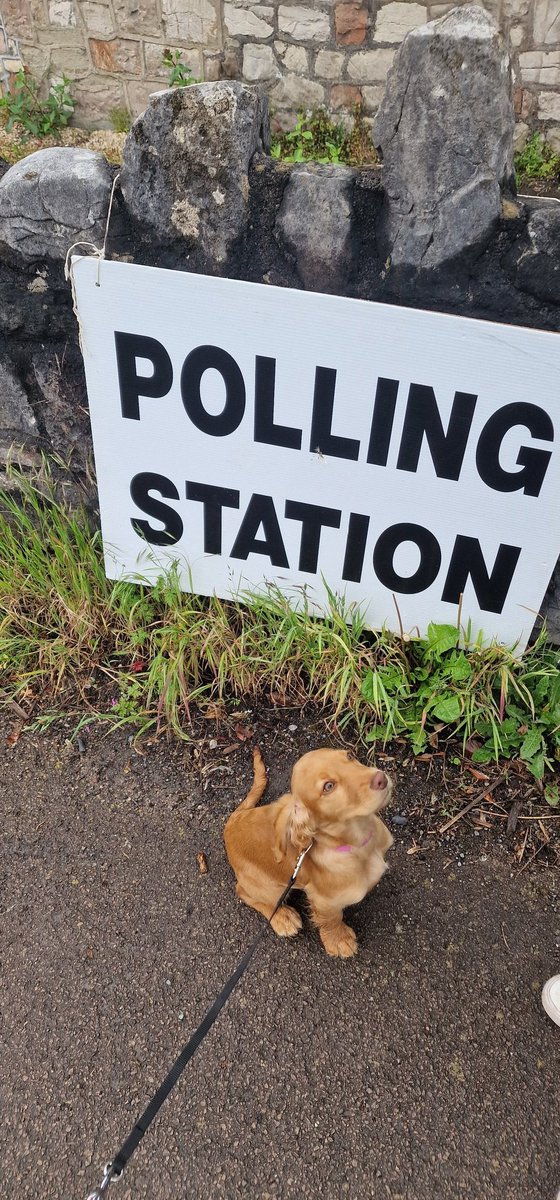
[335,828,374,853]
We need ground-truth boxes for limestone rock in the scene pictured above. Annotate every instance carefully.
[534,0,560,45]
[277,5,330,41]
[120,81,269,263]
[269,72,325,109]
[347,48,395,82]
[537,92,560,121]
[542,565,560,643]
[509,205,560,305]
[373,5,515,270]
[315,50,345,79]
[161,0,218,44]
[276,163,354,292]
[243,43,280,82]
[224,3,274,37]
[375,2,428,43]
[30,349,93,470]
[0,361,37,434]
[0,148,113,262]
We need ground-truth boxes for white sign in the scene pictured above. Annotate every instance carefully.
[73,256,560,649]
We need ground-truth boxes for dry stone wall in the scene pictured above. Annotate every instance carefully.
[4,0,560,144]
[0,10,559,637]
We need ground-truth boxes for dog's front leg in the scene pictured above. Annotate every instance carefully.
[235,883,302,937]
[308,900,358,958]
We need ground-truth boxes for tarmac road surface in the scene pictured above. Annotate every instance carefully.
[1,717,559,1200]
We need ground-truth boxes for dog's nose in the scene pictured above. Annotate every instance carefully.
[370,770,387,790]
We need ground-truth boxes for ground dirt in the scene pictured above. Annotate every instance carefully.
[518,180,560,201]
[1,708,559,1200]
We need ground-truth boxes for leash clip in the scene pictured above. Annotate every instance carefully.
[86,1161,122,1199]
[291,842,313,881]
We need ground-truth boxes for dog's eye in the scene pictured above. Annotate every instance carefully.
[323,781,335,793]
[346,751,355,761]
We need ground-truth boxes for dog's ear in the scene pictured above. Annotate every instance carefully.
[273,795,315,862]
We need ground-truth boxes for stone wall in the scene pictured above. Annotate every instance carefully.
[0,8,559,636]
[4,0,560,143]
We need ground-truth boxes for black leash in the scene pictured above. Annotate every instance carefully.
[86,843,312,1199]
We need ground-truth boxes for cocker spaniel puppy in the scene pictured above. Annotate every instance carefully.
[224,747,393,957]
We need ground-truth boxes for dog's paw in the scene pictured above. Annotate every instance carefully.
[271,905,303,937]
[320,922,358,958]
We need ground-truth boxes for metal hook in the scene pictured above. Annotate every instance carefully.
[86,1161,122,1200]
[292,842,313,880]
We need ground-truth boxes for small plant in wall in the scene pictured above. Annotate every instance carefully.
[162,48,200,88]
[0,68,74,137]
[514,132,560,185]
[271,105,378,168]
[271,108,346,165]
[109,105,131,134]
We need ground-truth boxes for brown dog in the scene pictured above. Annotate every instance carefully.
[224,747,393,957]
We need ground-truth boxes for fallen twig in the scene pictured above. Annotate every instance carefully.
[517,842,547,874]
[507,797,522,836]
[479,812,560,822]
[438,774,506,834]
[516,826,530,865]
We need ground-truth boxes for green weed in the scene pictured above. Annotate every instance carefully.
[109,106,131,133]
[162,49,200,88]
[0,69,74,137]
[0,469,559,797]
[362,623,560,781]
[515,132,560,184]
[271,105,378,167]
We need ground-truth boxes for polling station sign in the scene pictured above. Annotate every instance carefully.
[72,257,560,649]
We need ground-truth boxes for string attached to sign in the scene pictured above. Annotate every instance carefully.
[64,171,121,350]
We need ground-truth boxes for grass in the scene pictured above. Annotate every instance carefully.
[1,469,559,800]
[109,106,132,134]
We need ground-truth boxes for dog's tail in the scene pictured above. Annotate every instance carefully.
[232,746,268,812]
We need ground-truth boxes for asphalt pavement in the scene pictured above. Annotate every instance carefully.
[1,715,559,1200]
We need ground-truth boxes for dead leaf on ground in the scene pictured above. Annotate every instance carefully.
[465,766,490,781]
[235,724,253,741]
[204,703,225,721]
[6,721,23,747]
[196,852,208,875]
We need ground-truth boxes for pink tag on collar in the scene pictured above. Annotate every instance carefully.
[335,828,374,853]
